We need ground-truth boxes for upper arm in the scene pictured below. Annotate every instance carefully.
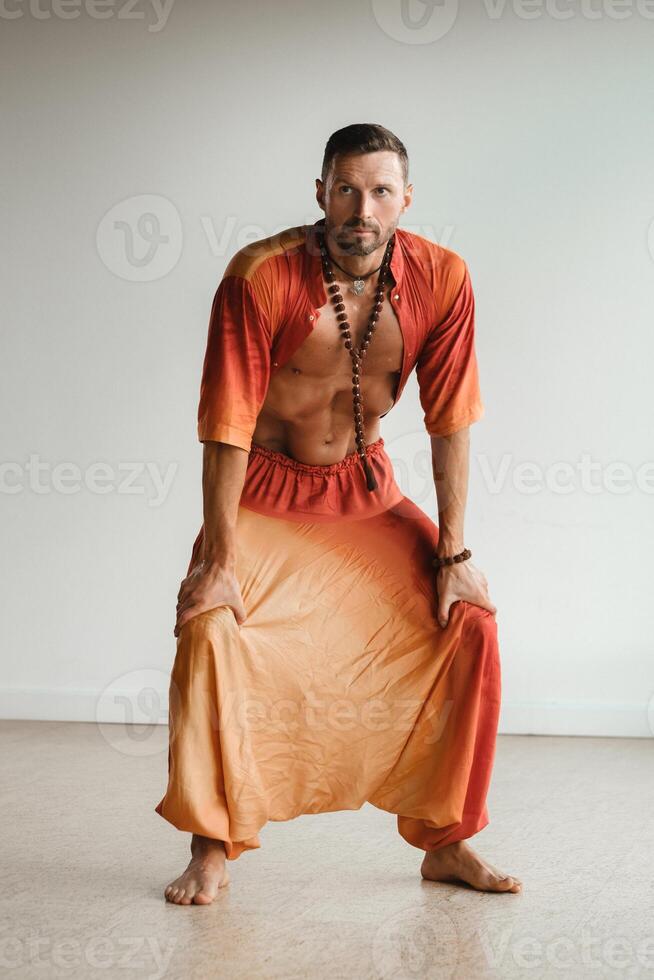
[197,273,273,452]
[415,260,484,437]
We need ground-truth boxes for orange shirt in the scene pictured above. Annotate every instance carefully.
[197,217,484,452]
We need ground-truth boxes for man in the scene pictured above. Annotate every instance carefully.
[155,123,522,905]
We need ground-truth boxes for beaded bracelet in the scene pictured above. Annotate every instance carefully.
[432,547,472,569]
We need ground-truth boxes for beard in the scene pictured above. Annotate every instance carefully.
[326,216,399,257]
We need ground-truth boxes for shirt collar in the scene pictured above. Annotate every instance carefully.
[306,217,405,308]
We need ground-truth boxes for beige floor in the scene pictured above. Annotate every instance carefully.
[1,720,652,980]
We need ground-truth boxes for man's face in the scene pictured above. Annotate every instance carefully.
[316,150,413,257]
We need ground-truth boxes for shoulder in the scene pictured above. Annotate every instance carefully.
[396,227,469,320]
[218,224,308,321]
[223,224,308,282]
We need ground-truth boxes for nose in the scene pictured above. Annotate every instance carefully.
[350,192,376,223]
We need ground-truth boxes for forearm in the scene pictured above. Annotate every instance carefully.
[429,428,470,557]
[201,441,250,566]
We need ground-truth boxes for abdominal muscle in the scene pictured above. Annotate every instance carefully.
[251,366,400,465]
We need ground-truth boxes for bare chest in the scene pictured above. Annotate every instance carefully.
[285,282,404,380]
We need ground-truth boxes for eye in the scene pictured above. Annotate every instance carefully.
[376,187,388,195]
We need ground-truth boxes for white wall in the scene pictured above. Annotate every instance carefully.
[2,0,653,736]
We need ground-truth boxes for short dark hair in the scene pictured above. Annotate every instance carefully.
[321,123,409,188]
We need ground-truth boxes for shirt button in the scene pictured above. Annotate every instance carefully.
[273,361,278,366]
[308,314,314,320]
[393,294,400,300]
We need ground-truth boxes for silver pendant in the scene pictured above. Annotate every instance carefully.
[351,279,365,296]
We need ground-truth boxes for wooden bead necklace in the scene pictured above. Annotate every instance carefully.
[317,229,395,493]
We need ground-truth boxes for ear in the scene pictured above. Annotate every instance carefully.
[401,183,414,214]
[315,178,325,212]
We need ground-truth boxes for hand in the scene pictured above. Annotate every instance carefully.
[435,560,497,629]
[174,559,247,637]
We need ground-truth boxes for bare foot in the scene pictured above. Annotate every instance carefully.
[164,834,231,905]
[420,840,522,893]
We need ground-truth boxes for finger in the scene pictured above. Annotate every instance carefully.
[231,601,248,626]
[176,601,244,635]
[481,590,496,614]
[174,605,203,635]
[477,597,497,615]
[175,603,203,630]
[176,593,201,618]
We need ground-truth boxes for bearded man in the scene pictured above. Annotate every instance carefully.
[155,122,522,905]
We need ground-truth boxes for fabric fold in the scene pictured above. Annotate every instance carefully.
[155,440,501,859]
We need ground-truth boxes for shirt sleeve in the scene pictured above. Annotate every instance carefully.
[415,260,484,437]
[197,274,273,451]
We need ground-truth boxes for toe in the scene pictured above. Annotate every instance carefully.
[193,891,214,905]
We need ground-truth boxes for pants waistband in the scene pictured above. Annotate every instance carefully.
[241,437,404,523]
[248,437,382,473]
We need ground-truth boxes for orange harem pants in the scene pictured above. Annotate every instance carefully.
[154,436,501,860]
